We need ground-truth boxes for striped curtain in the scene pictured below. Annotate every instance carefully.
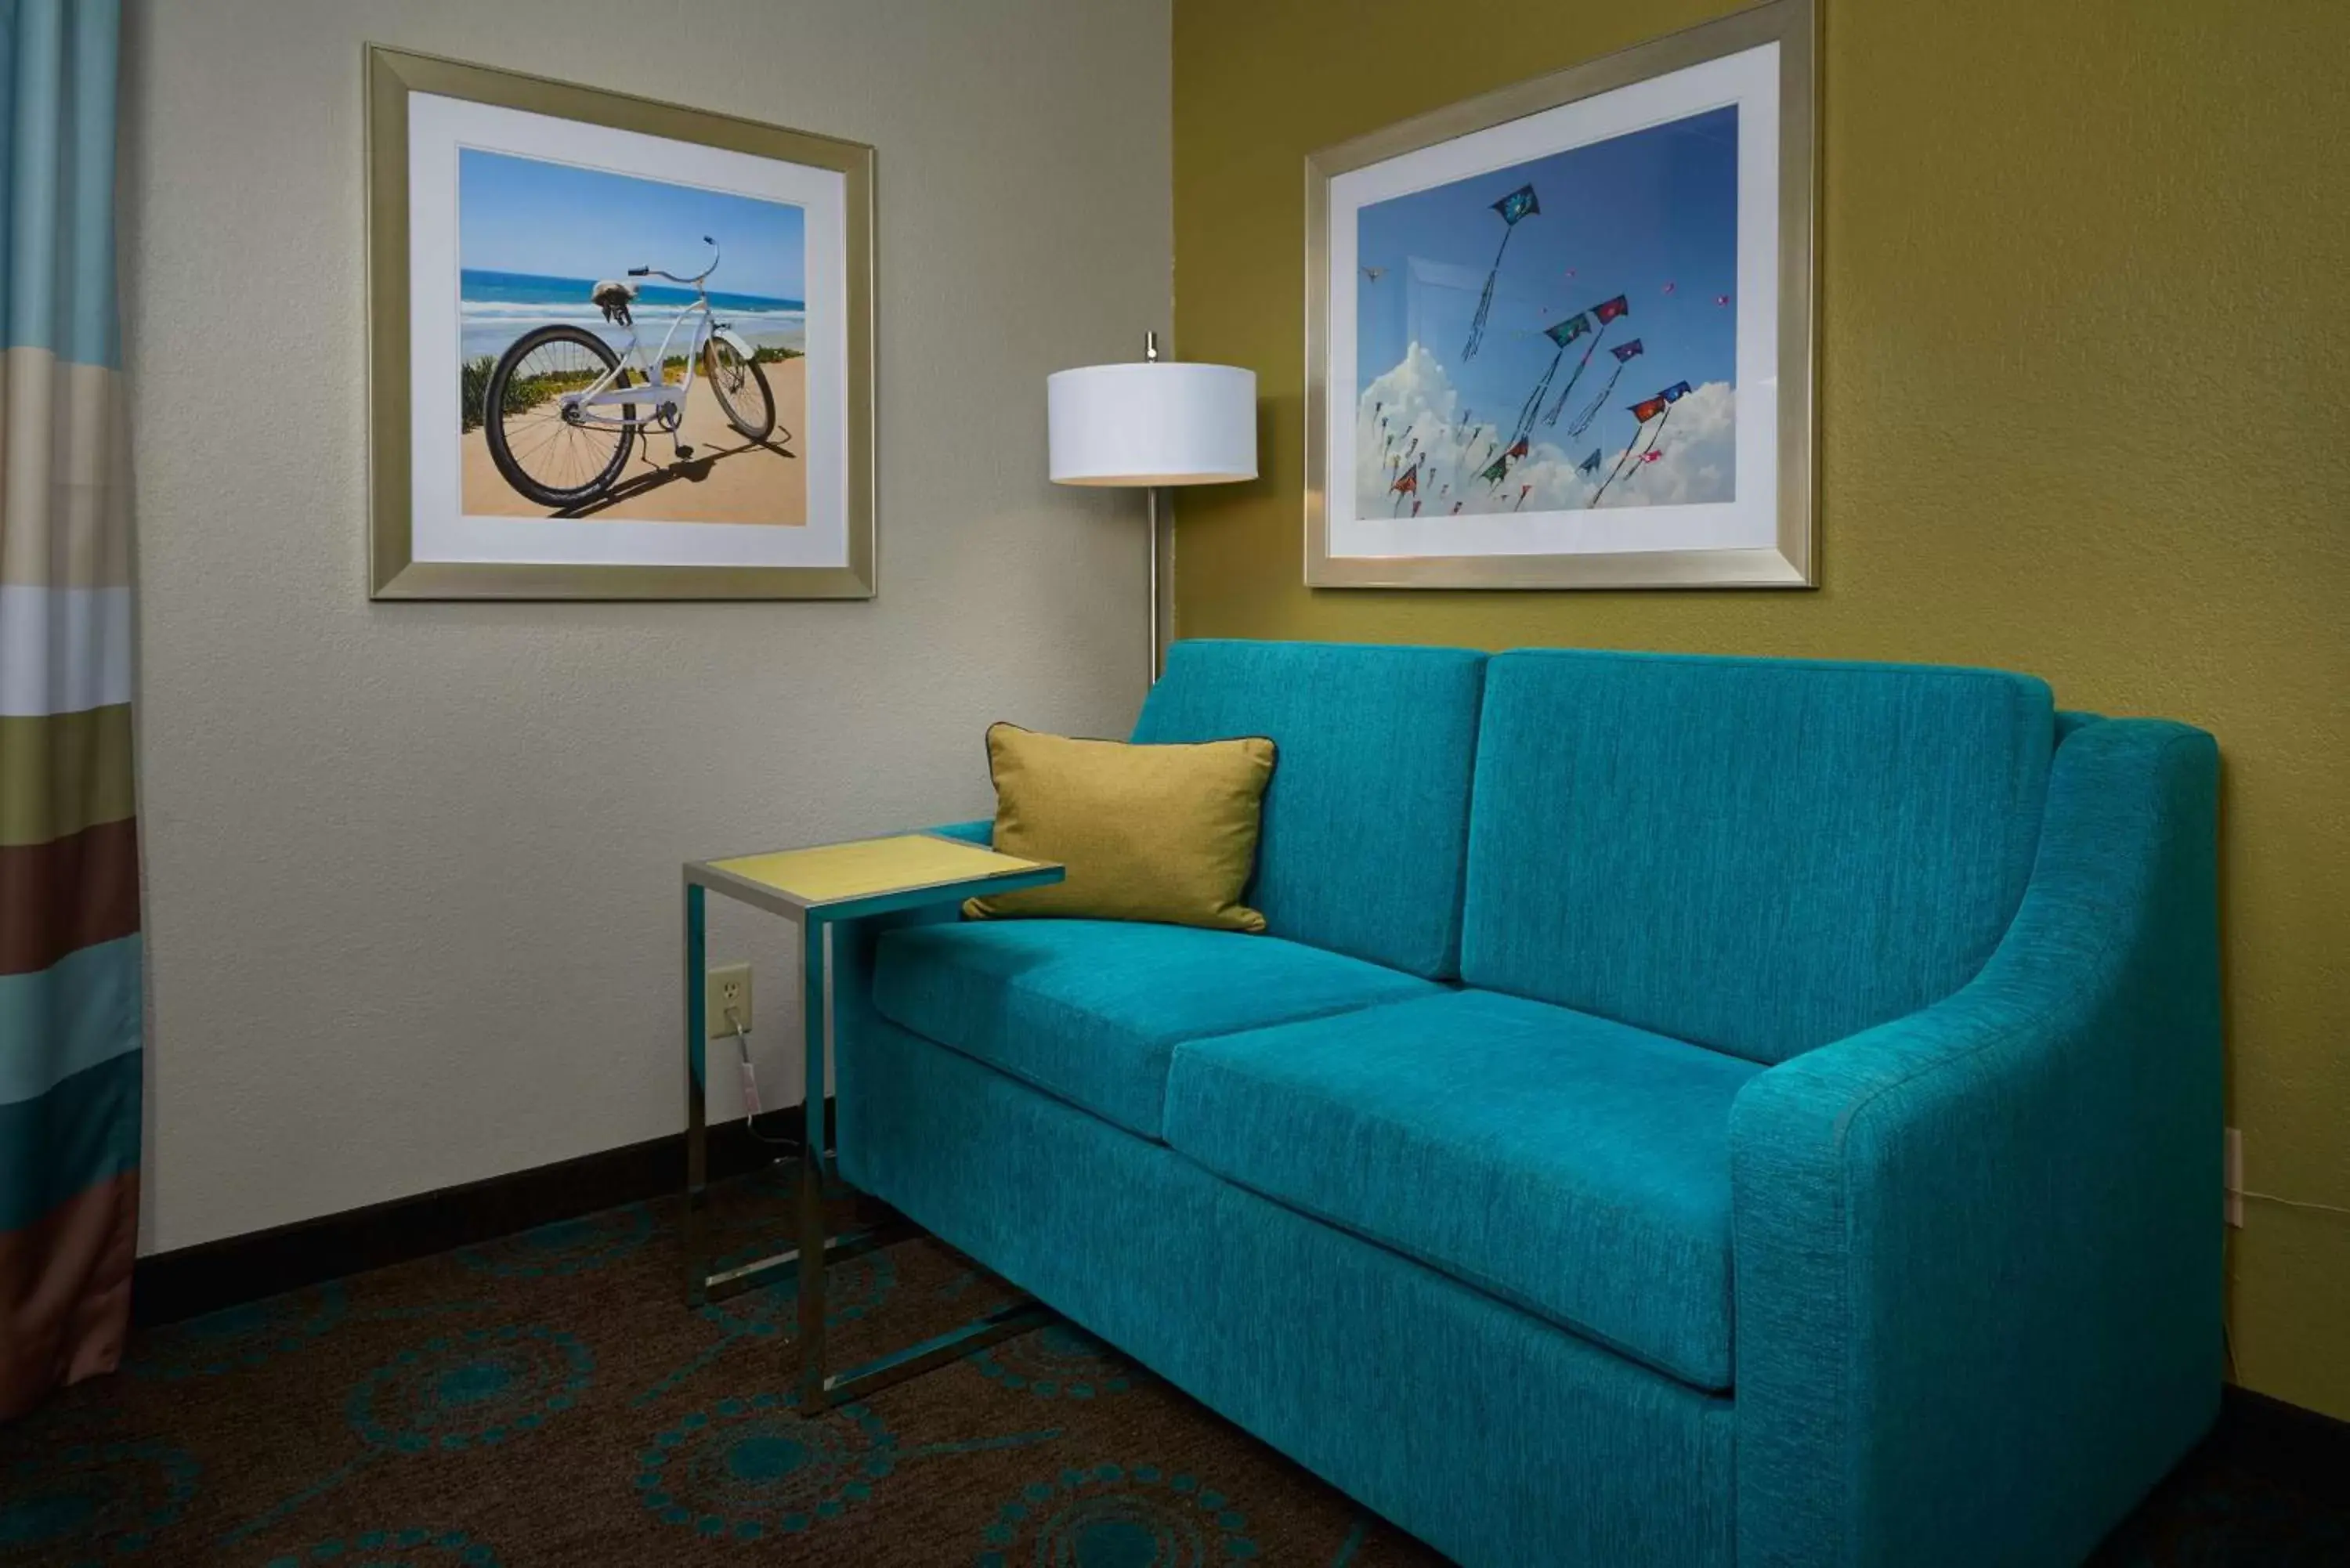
[0,0,133,1420]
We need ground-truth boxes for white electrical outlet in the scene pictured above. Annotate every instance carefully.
[707,963,753,1039]
[2224,1127,2243,1227]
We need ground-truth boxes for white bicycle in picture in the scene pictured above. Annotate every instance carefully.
[483,236,778,509]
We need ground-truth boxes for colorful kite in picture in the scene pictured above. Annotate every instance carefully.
[1714,293,1731,307]
[1515,483,1534,511]
[1591,386,1681,507]
[1578,448,1602,476]
[1619,446,1668,492]
[1628,385,1692,468]
[1462,183,1538,362]
[1660,280,1677,295]
[1567,338,1646,437]
[1479,434,1532,490]
[1507,311,1589,447]
[1538,295,1632,432]
[1390,459,1420,515]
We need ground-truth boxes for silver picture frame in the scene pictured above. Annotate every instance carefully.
[1303,0,1817,590]
[367,46,877,601]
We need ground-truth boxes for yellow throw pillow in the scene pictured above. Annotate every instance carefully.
[963,722,1275,931]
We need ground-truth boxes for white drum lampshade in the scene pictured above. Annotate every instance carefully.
[1047,362,1257,486]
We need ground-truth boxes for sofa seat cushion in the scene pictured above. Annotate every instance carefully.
[872,919,1437,1141]
[1163,988,1761,1390]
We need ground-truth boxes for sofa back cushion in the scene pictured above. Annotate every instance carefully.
[1462,649,2054,1064]
[1133,639,1486,979]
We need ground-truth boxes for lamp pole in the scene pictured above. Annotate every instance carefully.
[1144,330,1162,685]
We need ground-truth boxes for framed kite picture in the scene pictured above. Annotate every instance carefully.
[1304,0,1816,589]
[366,47,875,599]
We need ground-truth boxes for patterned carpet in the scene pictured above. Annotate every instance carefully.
[2,1164,2343,1566]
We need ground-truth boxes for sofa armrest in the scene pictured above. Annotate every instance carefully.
[1730,718,2222,1568]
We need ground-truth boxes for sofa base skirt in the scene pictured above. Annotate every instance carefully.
[838,1014,1736,1568]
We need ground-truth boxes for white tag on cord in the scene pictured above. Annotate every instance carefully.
[737,1060,763,1117]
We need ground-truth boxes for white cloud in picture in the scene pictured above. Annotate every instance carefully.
[1354,343,1732,520]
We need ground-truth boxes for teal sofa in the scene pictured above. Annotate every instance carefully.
[834,639,2222,1567]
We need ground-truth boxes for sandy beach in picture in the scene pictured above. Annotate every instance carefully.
[461,354,806,524]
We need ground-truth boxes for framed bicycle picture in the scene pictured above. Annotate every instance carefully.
[1303,0,1815,589]
[365,47,875,599]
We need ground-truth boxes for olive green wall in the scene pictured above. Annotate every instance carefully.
[1173,0,2350,1418]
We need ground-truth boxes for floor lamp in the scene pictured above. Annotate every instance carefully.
[1047,332,1257,684]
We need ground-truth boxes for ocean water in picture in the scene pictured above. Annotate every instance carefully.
[459,269,804,361]
[1354,104,1738,519]
[457,148,808,363]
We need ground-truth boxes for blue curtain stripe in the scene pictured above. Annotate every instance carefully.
[0,1047,138,1233]
[0,932,142,1107]
[1,0,122,367]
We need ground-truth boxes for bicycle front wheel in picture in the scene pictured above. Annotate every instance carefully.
[704,338,776,442]
[485,324,638,508]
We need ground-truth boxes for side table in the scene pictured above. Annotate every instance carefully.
[683,832,1063,1411]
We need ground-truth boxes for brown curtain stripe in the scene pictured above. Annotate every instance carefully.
[0,817,139,976]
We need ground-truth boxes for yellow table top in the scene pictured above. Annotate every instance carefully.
[705,833,1047,906]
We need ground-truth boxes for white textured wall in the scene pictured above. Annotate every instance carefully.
[121,0,1172,1252]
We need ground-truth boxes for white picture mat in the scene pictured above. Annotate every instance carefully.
[406,92,848,567]
[1325,42,1780,560]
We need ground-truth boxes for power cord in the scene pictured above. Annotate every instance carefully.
[2239,1189,2350,1218]
[2218,1187,2348,1386]
[728,1007,801,1154]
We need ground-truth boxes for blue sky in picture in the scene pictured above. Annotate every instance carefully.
[457,148,805,303]
[1357,104,1736,410]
